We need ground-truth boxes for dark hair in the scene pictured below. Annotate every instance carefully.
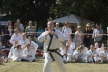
[27,35,32,38]
[70,34,74,39]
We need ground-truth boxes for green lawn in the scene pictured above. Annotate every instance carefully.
[0,60,108,72]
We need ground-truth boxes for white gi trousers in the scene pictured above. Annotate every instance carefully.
[43,52,66,72]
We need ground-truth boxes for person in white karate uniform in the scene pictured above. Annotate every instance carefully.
[78,45,88,62]
[65,36,75,62]
[38,21,66,72]
[73,44,87,62]
[85,45,95,63]
[97,43,108,63]
[8,41,24,61]
[8,28,24,61]
[59,47,67,62]
[22,35,38,62]
[73,46,81,62]
[93,42,102,63]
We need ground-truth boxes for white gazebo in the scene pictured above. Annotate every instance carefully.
[53,14,81,25]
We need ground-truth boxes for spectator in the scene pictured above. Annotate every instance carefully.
[54,22,62,32]
[65,35,75,62]
[9,28,23,46]
[25,20,34,36]
[62,22,72,42]
[8,44,24,61]
[83,23,93,49]
[14,19,24,32]
[92,24,103,47]
[74,25,84,48]
[22,35,38,62]
[25,20,37,42]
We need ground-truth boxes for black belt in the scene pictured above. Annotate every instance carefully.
[48,49,63,61]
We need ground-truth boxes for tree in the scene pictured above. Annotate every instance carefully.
[0,0,108,29]
[50,0,108,29]
[0,0,56,28]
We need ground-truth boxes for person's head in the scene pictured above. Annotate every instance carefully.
[55,22,60,27]
[86,23,91,30]
[14,28,20,34]
[77,25,81,31]
[90,44,94,50]
[95,24,100,29]
[47,21,54,31]
[16,19,21,23]
[22,33,27,40]
[68,34,74,42]
[16,45,22,49]
[77,44,84,51]
[28,20,32,26]
[27,35,32,41]
[94,42,99,48]
[64,21,69,27]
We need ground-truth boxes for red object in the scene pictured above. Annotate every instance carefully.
[0,50,9,56]
[36,49,44,57]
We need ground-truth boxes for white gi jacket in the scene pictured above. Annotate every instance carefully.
[9,33,23,46]
[23,41,38,60]
[8,46,24,61]
[38,30,65,53]
[66,42,75,55]
[92,28,103,42]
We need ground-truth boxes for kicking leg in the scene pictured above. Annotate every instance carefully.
[43,53,52,72]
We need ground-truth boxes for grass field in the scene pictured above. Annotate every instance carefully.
[0,60,108,72]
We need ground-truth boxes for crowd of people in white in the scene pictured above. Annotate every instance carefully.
[0,19,108,64]
[8,30,38,62]
[55,22,108,63]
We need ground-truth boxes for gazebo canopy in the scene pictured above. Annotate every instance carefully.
[53,14,81,24]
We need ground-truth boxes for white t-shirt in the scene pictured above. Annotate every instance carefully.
[92,28,103,41]
[9,33,23,46]
[62,26,72,40]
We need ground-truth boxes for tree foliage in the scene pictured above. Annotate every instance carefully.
[0,0,108,28]
[0,0,55,21]
[50,0,108,28]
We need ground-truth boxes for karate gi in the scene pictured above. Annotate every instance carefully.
[8,33,23,61]
[38,29,66,72]
[8,46,24,61]
[66,41,75,62]
[22,41,38,62]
